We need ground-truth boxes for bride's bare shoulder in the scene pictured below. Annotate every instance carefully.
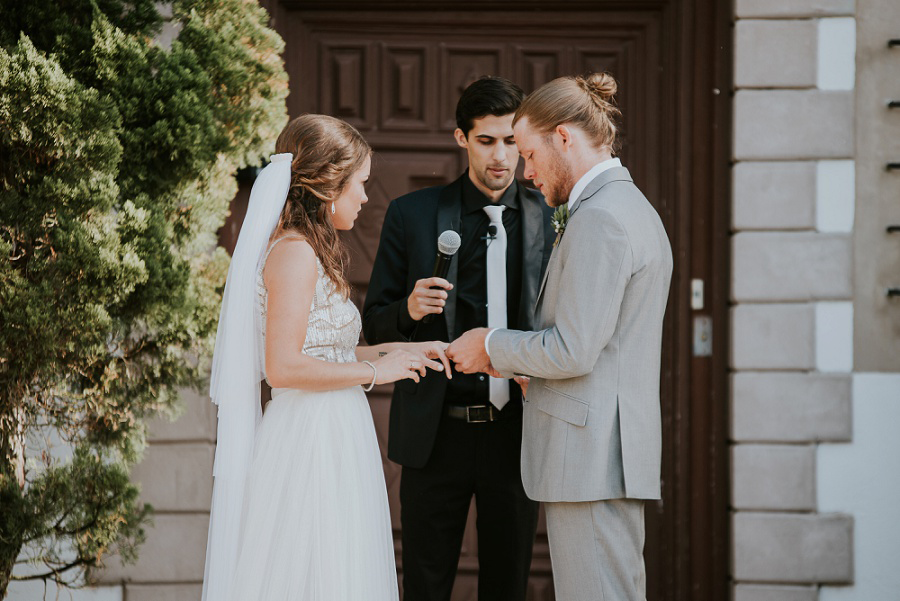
[263,236,317,287]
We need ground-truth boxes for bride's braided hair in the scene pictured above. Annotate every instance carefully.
[513,72,622,153]
[274,114,371,298]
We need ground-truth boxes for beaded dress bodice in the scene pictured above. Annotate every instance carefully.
[257,238,361,383]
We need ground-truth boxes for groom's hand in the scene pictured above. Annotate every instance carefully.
[514,376,530,398]
[447,328,494,374]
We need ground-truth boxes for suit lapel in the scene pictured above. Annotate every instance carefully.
[518,185,545,330]
[535,245,557,309]
[533,166,634,309]
[436,177,464,341]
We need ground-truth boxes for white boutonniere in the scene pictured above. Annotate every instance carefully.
[551,204,569,247]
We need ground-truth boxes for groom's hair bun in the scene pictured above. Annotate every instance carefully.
[577,72,618,106]
[514,72,621,154]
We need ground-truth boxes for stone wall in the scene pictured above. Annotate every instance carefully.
[731,0,858,599]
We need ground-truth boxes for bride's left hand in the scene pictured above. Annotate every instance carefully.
[411,341,452,378]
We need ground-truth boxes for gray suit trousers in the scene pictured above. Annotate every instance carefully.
[544,499,646,601]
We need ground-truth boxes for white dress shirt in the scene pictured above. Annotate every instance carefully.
[567,157,621,212]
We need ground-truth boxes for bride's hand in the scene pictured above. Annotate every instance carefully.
[411,341,452,379]
[373,350,444,385]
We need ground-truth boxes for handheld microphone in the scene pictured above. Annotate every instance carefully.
[423,230,461,324]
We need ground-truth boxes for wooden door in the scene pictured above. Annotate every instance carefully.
[245,2,732,600]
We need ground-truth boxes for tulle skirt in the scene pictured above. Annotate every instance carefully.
[227,386,399,601]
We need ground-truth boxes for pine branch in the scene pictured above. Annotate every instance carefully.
[11,557,90,581]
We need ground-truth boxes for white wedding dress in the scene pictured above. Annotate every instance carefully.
[225,238,399,601]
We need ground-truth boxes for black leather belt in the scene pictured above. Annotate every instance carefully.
[445,404,510,423]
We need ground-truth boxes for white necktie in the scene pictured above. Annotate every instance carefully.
[483,204,509,410]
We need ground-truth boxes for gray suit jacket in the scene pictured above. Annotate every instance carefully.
[488,166,673,502]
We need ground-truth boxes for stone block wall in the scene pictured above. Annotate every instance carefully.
[731,0,857,599]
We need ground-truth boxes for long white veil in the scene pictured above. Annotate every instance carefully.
[202,153,293,601]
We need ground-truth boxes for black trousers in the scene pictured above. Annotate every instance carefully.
[400,403,539,601]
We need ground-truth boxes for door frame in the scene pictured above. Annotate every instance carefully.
[262,1,733,598]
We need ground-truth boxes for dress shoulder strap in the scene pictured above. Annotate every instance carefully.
[258,235,309,293]
[261,234,306,267]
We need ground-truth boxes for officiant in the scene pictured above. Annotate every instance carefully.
[363,76,555,601]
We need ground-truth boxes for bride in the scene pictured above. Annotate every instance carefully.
[202,114,449,601]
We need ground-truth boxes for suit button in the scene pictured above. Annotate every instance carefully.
[478,375,485,381]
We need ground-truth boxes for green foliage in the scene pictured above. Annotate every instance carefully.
[1,445,150,585]
[0,0,288,595]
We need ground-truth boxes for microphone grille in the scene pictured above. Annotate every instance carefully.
[437,230,461,255]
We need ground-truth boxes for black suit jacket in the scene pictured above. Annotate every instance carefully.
[362,173,555,468]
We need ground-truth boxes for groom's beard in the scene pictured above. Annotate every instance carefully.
[544,146,576,208]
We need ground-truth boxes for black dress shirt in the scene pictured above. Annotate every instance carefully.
[444,175,524,406]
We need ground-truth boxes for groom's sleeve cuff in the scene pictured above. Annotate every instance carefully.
[484,328,497,357]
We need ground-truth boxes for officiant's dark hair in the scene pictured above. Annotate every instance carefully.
[274,114,371,298]
[455,76,525,136]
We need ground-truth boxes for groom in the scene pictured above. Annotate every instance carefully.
[447,73,673,600]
